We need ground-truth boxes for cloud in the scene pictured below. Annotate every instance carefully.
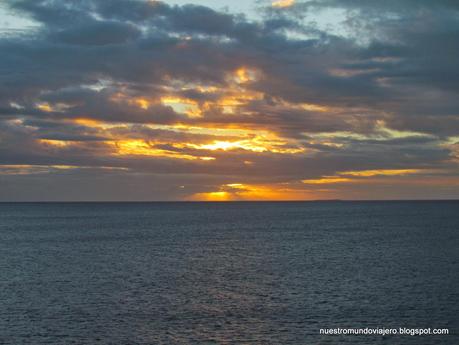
[0,0,458,200]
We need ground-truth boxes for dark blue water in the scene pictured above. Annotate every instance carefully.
[0,201,458,344]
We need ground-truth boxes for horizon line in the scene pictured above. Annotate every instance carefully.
[1,199,458,203]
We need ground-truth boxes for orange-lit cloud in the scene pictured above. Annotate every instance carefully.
[2,0,459,201]
[301,170,427,185]
[135,98,150,110]
[73,118,104,127]
[339,169,423,177]
[161,96,201,117]
[302,177,352,184]
[272,0,295,8]
[234,67,258,84]
[112,140,215,161]
[189,183,313,201]
[39,139,72,147]
[36,103,53,112]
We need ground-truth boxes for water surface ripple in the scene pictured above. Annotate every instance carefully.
[0,201,458,344]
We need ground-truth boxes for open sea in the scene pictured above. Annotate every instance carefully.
[0,201,458,344]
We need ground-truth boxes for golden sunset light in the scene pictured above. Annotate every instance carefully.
[189,182,313,201]
[272,0,295,8]
[1,0,458,202]
[2,2,459,344]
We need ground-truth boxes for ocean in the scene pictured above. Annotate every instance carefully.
[0,201,458,344]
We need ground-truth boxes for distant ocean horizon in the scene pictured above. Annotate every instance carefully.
[1,201,458,344]
[2,199,459,203]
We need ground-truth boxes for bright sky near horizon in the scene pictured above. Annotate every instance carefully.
[1,0,459,201]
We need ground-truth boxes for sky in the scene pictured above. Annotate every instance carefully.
[0,0,458,201]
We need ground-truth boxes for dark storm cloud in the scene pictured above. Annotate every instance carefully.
[1,0,459,200]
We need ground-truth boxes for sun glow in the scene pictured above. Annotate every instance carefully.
[73,118,104,127]
[135,98,150,109]
[194,191,232,201]
[35,120,303,160]
[196,140,250,151]
[234,67,257,84]
[36,103,53,112]
[112,140,215,161]
[272,0,295,8]
[190,138,304,154]
[39,139,71,147]
[190,183,312,201]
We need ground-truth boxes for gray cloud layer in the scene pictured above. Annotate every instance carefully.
[1,0,458,200]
